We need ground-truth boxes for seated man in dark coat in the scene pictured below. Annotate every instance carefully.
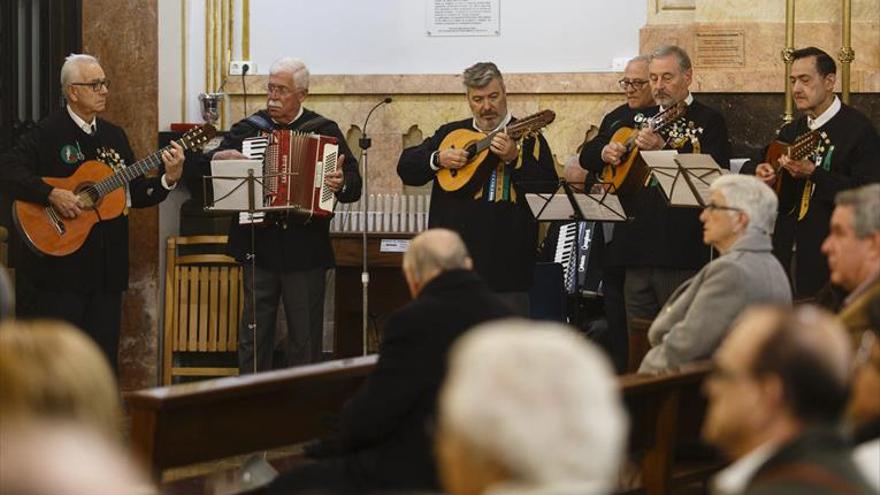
[268,228,515,495]
[704,305,873,495]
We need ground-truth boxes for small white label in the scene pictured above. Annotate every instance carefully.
[380,239,410,253]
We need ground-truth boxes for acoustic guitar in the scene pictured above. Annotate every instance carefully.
[599,101,687,195]
[436,110,556,193]
[763,129,822,193]
[13,124,216,257]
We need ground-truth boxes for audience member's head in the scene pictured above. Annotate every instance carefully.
[700,174,778,254]
[703,306,852,459]
[403,228,473,297]
[463,62,508,131]
[0,421,150,495]
[821,183,880,293]
[436,320,626,495]
[0,319,121,439]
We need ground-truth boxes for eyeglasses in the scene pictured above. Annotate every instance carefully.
[618,78,649,90]
[70,80,110,92]
[703,202,744,213]
[265,84,293,97]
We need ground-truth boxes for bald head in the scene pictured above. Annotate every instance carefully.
[403,229,472,295]
[704,306,853,457]
[731,306,851,421]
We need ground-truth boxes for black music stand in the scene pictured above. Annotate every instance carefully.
[204,160,300,375]
[639,151,726,208]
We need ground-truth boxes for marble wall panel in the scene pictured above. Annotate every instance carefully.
[83,0,159,390]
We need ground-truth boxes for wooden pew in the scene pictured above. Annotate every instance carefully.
[127,355,715,494]
[619,361,719,495]
[126,355,377,478]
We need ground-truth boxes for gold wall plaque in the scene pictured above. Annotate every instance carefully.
[694,30,745,68]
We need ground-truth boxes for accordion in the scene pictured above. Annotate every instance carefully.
[553,221,603,297]
[241,130,339,223]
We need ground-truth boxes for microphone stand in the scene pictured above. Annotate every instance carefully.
[358,97,391,355]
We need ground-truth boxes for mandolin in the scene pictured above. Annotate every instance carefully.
[13,124,216,257]
[599,101,687,195]
[436,109,556,193]
[764,129,823,193]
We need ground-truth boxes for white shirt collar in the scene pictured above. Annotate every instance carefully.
[272,106,304,126]
[807,95,841,130]
[67,105,97,135]
[472,112,513,134]
[660,92,694,112]
[713,442,777,495]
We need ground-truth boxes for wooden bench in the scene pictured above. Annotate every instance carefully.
[126,355,377,478]
[619,361,720,494]
[127,356,716,494]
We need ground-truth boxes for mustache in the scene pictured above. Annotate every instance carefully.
[267,100,283,109]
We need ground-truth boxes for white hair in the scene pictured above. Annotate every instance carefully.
[269,57,309,91]
[440,319,627,492]
[60,54,100,87]
[712,174,778,235]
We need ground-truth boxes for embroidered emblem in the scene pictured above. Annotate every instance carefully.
[60,144,83,165]
[96,147,126,172]
[666,118,704,150]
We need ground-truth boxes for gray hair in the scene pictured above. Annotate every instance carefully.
[269,57,309,91]
[628,54,651,66]
[402,229,471,284]
[835,183,880,238]
[462,61,504,90]
[711,174,778,235]
[60,53,100,87]
[650,45,692,72]
[440,320,626,491]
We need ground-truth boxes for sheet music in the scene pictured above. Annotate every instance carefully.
[525,192,626,222]
[209,159,264,214]
[640,151,724,208]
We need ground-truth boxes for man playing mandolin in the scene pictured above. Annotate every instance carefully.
[397,62,558,315]
[741,46,880,299]
[585,45,731,337]
[0,54,185,371]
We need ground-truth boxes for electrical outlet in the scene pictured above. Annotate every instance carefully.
[229,61,255,76]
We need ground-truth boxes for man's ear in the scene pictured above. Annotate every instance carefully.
[464,257,474,270]
[824,72,837,92]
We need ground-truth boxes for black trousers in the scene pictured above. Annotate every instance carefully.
[238,264,327,374]
[24,289,122,372]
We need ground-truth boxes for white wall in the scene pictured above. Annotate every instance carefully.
[249,0,646,75]
[158,0,647,127]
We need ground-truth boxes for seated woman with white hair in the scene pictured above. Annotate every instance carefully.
[436,319,626,495]
[639,174,792,373]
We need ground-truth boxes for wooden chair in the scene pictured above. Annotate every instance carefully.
[163,235,242,385]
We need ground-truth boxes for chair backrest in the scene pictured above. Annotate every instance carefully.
[163,235,242,385]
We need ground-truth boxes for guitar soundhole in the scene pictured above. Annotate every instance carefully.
[75,183,100,209]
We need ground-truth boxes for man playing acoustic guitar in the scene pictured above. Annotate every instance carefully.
[397,62,558,315]
[0,54,184,371]
[742,47,880,299]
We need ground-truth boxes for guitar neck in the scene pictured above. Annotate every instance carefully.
[93,145,174,199]
[471,119,540,155]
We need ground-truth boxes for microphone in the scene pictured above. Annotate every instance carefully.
[360,96,392,151]
[241,63,250,118]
